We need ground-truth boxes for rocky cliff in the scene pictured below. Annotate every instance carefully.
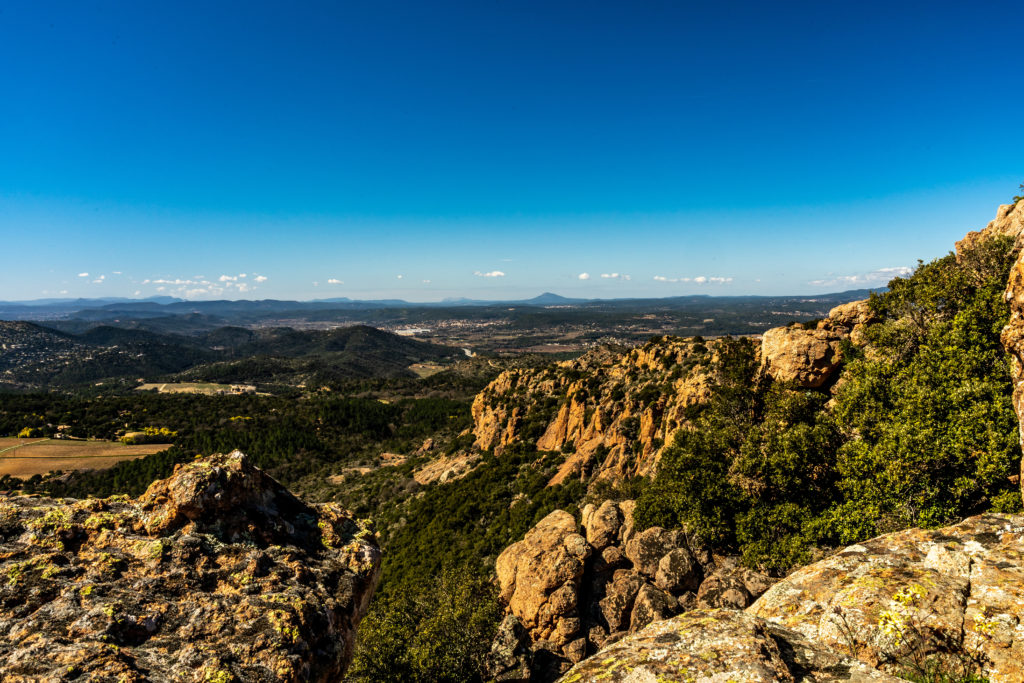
[995,201,1024,507]
[0,451,382,682]
[472,339,721,484]
[471,300,879,486]
[957,199,1024,257]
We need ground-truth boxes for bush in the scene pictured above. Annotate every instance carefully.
[348,566,502,683]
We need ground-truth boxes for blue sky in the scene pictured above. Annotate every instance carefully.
[1,1,1022,301]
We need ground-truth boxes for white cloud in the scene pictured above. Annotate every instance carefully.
[327,278,344,285]
[151,278,199,286]
[112,271,123,275]
[600,273,631,281]
[654,275,732,285]
[92,275,106,284]
[59,290,68,295]
[239,273,247,278]
[254,275,268,283]
[134,290,141,296]
[78,272,89,277]
[218,274,238,282]
[809,266,911,288]
[422,279,431,284]
[474,270,506,278]
[397,274,404,280]
[578,273,590,280]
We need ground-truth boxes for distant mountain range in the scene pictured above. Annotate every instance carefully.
[0,289,876,319]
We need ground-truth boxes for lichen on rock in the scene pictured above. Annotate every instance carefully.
[750,513,1024,682]
[0,450,382,682]
[556,607,900,682]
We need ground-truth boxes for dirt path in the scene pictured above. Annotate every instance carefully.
[0,438,50,456]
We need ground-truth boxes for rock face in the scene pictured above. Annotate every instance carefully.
[472,338,719,484]
[957,200,1024,257]
[556,608,900,682]
[999,208,1024,507]
[750,513,1024,683]
[759,299,877,388]
[0,451,382,682]
[493,501,774,681]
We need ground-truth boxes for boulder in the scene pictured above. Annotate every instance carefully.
[484,615,533,682]
[760,324,846,388]
[597,570,644,633]
[750,513,1024,682]
[0,451,382,682]
[556,608,900,682]
[696,571,752,609]
[496,510,591,644]
[628,583,676,632]
[580,500,621,551]
[654,546,702,593]
[623,526,685,579]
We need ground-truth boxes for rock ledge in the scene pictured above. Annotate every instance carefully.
[0,450,382,682]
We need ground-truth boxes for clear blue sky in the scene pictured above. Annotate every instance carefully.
[1,1,1022,301]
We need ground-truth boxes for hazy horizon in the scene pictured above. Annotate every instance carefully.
[2,2,1022,302]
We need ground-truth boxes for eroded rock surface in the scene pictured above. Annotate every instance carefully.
[494,501,774,680]
[957,200,1024,257]
[0,451,382,682]
[472,338,717,484]
[759,299,877,389]
[556,608,900,682]
[750,513,1024,682]
[495,510,591,650]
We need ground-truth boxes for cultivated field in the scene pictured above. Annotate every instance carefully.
[135,382,252,395]
[0,438,168,478]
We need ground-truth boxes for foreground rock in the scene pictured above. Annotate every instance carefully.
[556,608,899,682]
[751,513,1024,682]
[0,451,382,682]
[493,501,774,680]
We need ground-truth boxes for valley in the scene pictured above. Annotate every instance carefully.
[1,200,1023,682]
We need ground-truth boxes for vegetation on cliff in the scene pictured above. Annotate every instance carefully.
[636,235,1023,570]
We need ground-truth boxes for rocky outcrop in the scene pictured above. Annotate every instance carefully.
[556,608,900,682]
[472,338,718,484]
[957,200,1024,257]
[493,500,774,680]
[557,513,1024,682]
[1000,215,1024,507]
[0,451,382,682]
[412,451,481,485]
[759,299,877,388]
[750,513,1024,682]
